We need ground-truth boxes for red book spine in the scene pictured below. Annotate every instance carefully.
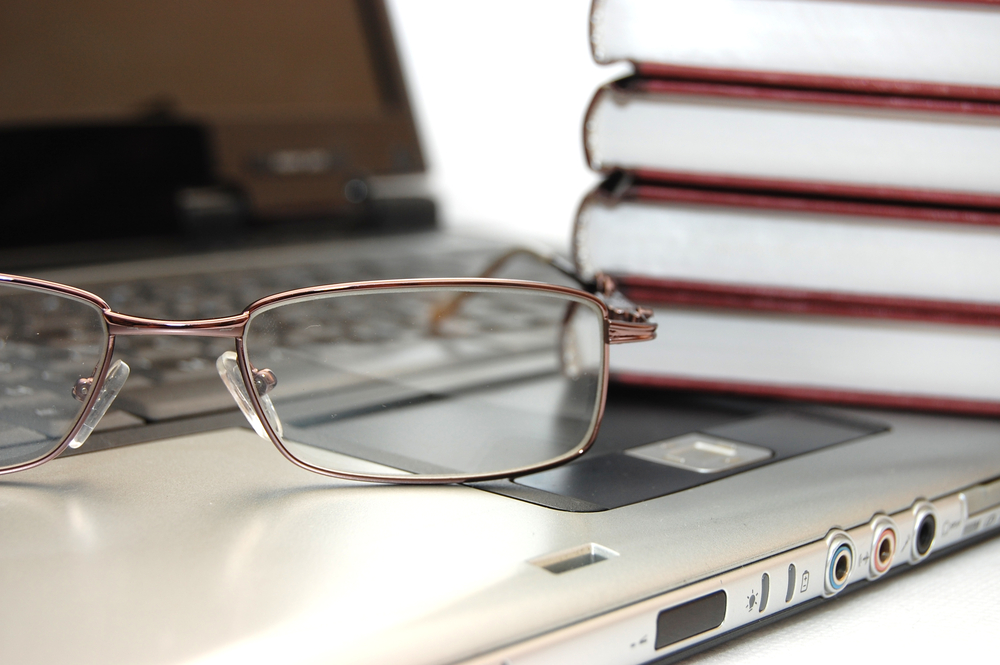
[633,62,1000,104]
[627,169,1000,210]
[613,372,1000,417]
[625,77,1000,116]
[625,183,1000,227]
[618,277,1000,328]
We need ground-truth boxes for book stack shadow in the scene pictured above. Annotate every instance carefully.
[575,0,1000,415]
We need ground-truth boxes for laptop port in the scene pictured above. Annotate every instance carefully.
[868,515,897,578]
[911,501,938,562]
[824,530,855,596]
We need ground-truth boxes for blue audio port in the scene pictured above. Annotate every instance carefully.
[823,530,855,596]
[828,544,852,591]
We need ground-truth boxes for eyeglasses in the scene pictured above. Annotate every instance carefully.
[0,255,655,483]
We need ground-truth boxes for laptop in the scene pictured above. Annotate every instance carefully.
[2,2,999,663]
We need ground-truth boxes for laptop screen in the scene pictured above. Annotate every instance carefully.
[0,0,424,249]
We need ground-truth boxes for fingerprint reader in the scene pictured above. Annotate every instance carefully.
[626,433,773,473]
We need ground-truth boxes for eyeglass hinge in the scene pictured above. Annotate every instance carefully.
[608,320,657,344]
[596,274,657,343]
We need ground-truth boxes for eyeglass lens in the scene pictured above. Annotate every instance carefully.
[0,283,108,469]
[243,287,606,477]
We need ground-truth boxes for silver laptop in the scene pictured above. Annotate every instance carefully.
[2,2,999,663]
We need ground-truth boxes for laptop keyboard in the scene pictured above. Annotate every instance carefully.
[73,239,510,427]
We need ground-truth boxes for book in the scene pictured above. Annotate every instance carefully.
[608,282,1000,416]
[575,178,1000,415]
[583,4,1000,414]
[574,177,1000,305]
[584,78,1000,208]
[590,0,1000,101]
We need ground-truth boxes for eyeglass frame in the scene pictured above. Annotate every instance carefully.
[0,270,656,483]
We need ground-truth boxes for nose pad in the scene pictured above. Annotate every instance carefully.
[68,359,131,449]
[216,351,283,439]
[559,303,583,379]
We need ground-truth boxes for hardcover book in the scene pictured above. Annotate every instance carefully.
[584,78,1000,207]
[590,0,1000,101]
[610,281,1000,416]
[574,178,1000,304]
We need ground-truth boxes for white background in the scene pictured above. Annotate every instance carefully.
[385,0,630,248]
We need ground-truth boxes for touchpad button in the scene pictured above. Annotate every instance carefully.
[625,433,772,473]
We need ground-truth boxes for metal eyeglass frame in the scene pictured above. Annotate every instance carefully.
[0,264,655,483]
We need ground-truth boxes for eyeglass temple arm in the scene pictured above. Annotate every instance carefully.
[471,248,657,344]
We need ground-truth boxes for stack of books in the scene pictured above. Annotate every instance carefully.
[574,0,1000,415]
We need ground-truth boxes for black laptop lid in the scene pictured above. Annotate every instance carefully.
[0,0,425,256]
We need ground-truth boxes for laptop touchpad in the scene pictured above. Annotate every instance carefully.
[477,388,889,512]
